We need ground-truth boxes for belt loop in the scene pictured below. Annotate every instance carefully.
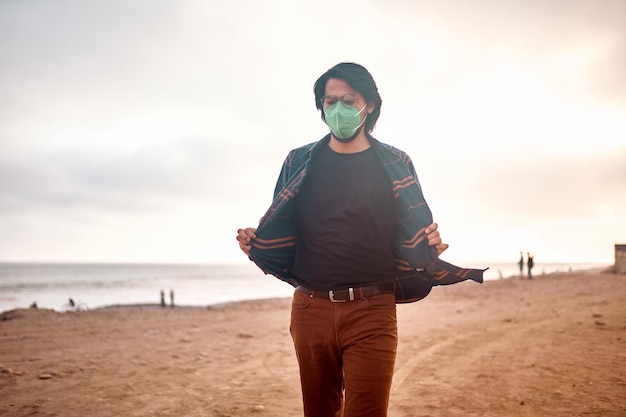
[348,287,355,301]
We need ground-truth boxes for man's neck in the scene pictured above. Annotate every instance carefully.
[328,133,371,154]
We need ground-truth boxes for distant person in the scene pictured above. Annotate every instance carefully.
[518,251,524,277]
[170,289,175,307]
[160,290,165,307]
[527,253,534,279]
[69,298,75,308]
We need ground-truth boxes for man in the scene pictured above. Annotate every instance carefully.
[527,252,534,279]
[237,62,483,417]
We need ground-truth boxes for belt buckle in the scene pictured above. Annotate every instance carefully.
[329,288,355,302]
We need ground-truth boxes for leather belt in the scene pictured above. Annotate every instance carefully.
[295,282,395,302]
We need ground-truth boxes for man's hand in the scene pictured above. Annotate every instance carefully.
[238,223,448,257]
[236,227,257,256]
[425,223,449,256]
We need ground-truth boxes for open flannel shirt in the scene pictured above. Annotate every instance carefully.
[248,134,485,289]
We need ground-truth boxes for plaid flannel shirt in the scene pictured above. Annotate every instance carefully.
[248,134,485,288]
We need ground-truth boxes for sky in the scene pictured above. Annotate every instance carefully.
[1,0,624,266]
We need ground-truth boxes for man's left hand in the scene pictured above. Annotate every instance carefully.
[425,223,449,256]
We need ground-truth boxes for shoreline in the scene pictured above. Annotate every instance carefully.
[2,264,615,315]
[0,264,609,312]
[1,298,295,315]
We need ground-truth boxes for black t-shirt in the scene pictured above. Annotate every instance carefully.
[292,144,396,289]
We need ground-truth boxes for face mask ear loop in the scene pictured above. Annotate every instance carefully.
[351,104,368,134]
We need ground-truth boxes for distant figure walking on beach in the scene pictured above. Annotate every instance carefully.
[169,289,175,307]
[527,253,535,279]
[518,251,524,276]
[160,290,165,307]
[236,62,484,417]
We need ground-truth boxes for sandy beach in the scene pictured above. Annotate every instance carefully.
[1,269,625,417]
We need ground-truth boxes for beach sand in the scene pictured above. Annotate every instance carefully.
[1,270,625,417]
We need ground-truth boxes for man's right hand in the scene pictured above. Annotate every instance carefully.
[236,228,257,255]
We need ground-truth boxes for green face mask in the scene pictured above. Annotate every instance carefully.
[323,102,367,143]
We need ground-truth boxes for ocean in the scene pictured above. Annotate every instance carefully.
[0,261,610,313]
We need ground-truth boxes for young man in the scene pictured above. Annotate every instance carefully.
[237,62,483,417]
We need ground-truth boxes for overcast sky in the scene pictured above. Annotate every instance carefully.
[1,0,624,266]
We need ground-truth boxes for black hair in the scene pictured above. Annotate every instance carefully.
[313,62,382,134]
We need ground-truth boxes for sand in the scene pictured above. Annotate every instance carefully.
[1,270,625,417]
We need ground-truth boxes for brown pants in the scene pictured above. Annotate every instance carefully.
[290,289,398,417]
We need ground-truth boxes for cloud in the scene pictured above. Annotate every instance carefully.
[1,0,624,263]
[487,149,625,216]
[0,137,275,215]
[373,0,626,108]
